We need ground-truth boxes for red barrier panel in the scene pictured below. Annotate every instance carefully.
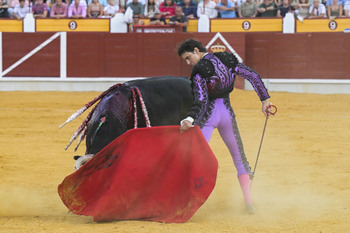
[5,32,349,81]
[3,32,60,77]
[66,32,246,87]
[245,32,350,79]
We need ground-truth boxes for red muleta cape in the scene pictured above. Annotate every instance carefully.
[58,125,218,223]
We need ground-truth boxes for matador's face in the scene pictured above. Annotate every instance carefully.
[181,48,201,67]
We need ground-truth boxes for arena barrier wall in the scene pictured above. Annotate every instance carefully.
[2,14,350,33]
[0,31,246,78]
[0,31,349,93]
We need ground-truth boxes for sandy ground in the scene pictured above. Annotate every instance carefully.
[0,89,349,233]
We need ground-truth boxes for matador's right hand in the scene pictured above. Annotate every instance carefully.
[180,120,193,133]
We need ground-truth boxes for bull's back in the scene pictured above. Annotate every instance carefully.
[127,76,193,126]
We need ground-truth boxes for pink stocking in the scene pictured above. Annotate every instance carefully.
[238,174,252,204]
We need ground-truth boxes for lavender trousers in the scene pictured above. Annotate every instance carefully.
[200,98,251,177]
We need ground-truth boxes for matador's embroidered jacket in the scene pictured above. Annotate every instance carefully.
[188,51,270,125]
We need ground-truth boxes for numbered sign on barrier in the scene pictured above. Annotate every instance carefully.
[296,18,350,32]
[36,19,110,32]
[211,18,283,32]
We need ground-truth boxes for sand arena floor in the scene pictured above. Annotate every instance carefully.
[0,89,349,233]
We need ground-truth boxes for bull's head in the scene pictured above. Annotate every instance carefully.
[85,88,132,155]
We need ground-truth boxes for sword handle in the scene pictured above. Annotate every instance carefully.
[266,105,277,116]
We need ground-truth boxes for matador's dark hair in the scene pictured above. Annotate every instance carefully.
[177,39,208,57]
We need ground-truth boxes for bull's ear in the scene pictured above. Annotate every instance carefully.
[74,155,81,160]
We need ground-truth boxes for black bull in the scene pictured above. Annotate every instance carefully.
[83,76,193,156]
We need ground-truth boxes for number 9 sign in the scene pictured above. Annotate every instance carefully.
[328,21,337,30]
[242,21,251,31]
[69,21,78,30]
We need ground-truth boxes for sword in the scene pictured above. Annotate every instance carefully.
[250,105,277,187]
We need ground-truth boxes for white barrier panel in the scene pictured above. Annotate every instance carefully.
[23,13,35,33]
[283,13,295,34]
[245,79,350,94]
[198,14,210,32]
[110,13,128,33]
[0,77,144,92]
[60,32,67,78]
[1,77,349,94]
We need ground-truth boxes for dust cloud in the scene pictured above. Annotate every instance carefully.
[0,186,51,217]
